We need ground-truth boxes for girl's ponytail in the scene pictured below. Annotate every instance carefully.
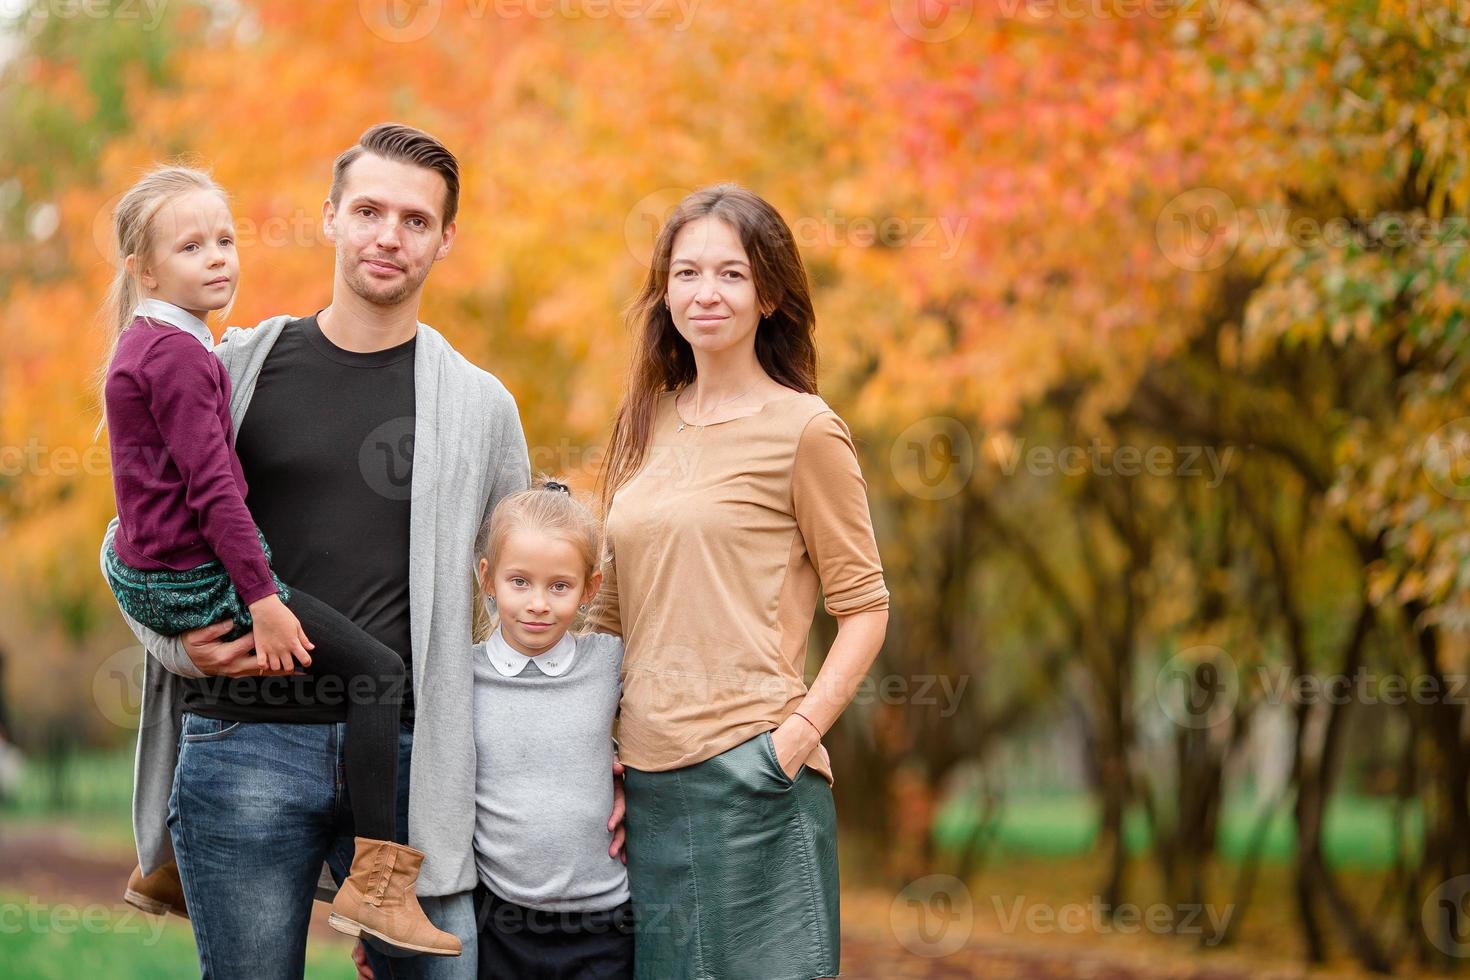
[93,165,227,436]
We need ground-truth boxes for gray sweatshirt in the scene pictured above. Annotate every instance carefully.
[101,314,531,898]
[473,627,629,912]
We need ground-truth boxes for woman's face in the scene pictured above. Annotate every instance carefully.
[665,215,769,358]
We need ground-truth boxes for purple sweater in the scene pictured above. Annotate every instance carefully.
[105,316,277,606]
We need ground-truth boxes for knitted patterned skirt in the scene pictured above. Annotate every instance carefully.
[102,528,290,641]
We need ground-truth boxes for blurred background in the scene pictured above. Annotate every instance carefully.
[4,0,1470,976]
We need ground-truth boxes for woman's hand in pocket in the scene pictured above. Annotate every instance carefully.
[247,593,315,673]
[770,714,821,780]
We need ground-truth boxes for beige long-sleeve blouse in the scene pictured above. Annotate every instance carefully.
[592,389,889,784]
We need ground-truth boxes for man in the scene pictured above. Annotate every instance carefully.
[103,123,623,979]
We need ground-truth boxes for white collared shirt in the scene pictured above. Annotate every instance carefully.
[484,626,577,678]
[133,298,214,352]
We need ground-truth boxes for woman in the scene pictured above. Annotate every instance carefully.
[593,184,889,980]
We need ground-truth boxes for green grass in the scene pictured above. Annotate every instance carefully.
[0,751,360,978]
[1,745,136,849]
[0,891,358,980]
[935,792,1420,869]
[6,748,1423,869]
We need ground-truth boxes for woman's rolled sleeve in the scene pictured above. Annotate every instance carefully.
[791,411,889,616]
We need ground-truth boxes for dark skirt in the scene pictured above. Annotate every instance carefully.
[102,528,290,640]
[623,731,840,980]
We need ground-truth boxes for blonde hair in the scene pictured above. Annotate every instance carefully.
[93,165,232,431]
[473,478,604,642]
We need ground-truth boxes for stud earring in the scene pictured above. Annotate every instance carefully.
[578,603,588,613]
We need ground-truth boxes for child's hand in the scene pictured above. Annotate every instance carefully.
[246,594,315,673]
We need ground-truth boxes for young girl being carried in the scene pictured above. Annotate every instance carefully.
[99,165,458,957]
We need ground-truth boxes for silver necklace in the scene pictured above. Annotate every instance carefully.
[676,382,759,432]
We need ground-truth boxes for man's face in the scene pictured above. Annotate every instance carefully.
[323,152,455,307]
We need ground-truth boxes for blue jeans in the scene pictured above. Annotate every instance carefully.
[168,714,477,979]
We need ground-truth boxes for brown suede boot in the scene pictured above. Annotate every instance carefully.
[328,837,461,956]
[123,861,189,919]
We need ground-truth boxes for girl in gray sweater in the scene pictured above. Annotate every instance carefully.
[471,481,632,979]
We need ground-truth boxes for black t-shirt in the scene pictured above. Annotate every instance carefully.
[180,314,416,724]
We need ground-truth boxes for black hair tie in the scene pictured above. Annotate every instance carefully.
[544,480,570,495]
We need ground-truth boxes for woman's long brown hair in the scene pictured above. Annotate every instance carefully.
[598,184,819,512]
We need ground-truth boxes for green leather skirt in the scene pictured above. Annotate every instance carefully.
[624,731,840,980]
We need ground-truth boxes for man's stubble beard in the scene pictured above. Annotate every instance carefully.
[340,253,433,308]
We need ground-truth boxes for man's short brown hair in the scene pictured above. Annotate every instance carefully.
[330,123,460,228]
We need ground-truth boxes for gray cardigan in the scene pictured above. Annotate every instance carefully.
[100,314,531,897]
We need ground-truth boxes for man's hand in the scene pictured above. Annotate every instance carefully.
[181,620,285,677]
[608,757,627,864]
[351,940,374,980]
